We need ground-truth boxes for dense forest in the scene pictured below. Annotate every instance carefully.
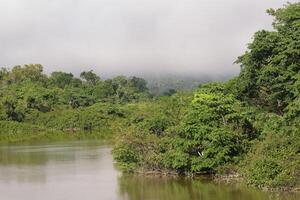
[0,64,153,141]
[114,3,300,189]
[0,2,299,191]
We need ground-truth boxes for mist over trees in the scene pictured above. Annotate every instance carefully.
[0,2,299,192]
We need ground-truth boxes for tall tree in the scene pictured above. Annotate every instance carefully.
[50,71,74,88]
[80,70,100,85]
[236,3,300,113]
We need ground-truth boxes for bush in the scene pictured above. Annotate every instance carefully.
[242,132,300,188]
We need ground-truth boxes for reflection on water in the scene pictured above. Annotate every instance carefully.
[118,175,299,200]
[0,141,298,200]
[0,141,120,200]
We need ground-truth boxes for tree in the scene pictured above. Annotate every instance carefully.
[3,64,46,84]
[0,68,9,81]
[0,95,26,122]
[128,76,148,92]
[171,84,246,172]
[80,70,100,85]
[70,78,83,88]
[92,80,115,100]
[50,71,74,88]
[236,3,300,113]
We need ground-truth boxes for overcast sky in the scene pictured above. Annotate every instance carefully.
[0,0,294,78]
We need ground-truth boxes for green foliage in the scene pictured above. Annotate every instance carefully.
[0,65,151,145]
[0,65,150,118]
[4,64,46,84]
[0,95,26,122]
[0,121,48,143]
[113,132,144,171]
[243,132,300,188]
[236,3,300,113]
[92,80,115,100]
[0,120,112,143]
[144,116,173,136]
[112,93,193,172]
[128,76,148,93]
[166,85,249,173]
[0,68,9,81]
[113,3,300,190]
[80,70,100,85]
[50,71,74,88]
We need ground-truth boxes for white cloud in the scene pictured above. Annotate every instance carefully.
[0,0,294,77]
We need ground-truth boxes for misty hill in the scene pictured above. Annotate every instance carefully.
[143,73,234,95]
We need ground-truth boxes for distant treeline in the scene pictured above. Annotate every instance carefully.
[144,73,234,96]
[0,65,151,121]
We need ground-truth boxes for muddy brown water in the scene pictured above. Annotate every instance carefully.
[0,141,298,200]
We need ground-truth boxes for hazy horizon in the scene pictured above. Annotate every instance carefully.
[0,0,296,78]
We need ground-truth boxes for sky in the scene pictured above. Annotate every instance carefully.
[0,0,295,78]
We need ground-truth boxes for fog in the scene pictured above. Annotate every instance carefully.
[0,0,295,78]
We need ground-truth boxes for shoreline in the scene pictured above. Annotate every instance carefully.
[123,168,299,193]
[1,133,298,194]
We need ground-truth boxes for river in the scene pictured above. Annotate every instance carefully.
[0,140,298,200]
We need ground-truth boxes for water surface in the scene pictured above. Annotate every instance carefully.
[0,141,298,200]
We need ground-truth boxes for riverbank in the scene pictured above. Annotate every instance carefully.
[0,121,115,144]
[120,168,300,193]
[0,121,298,194]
